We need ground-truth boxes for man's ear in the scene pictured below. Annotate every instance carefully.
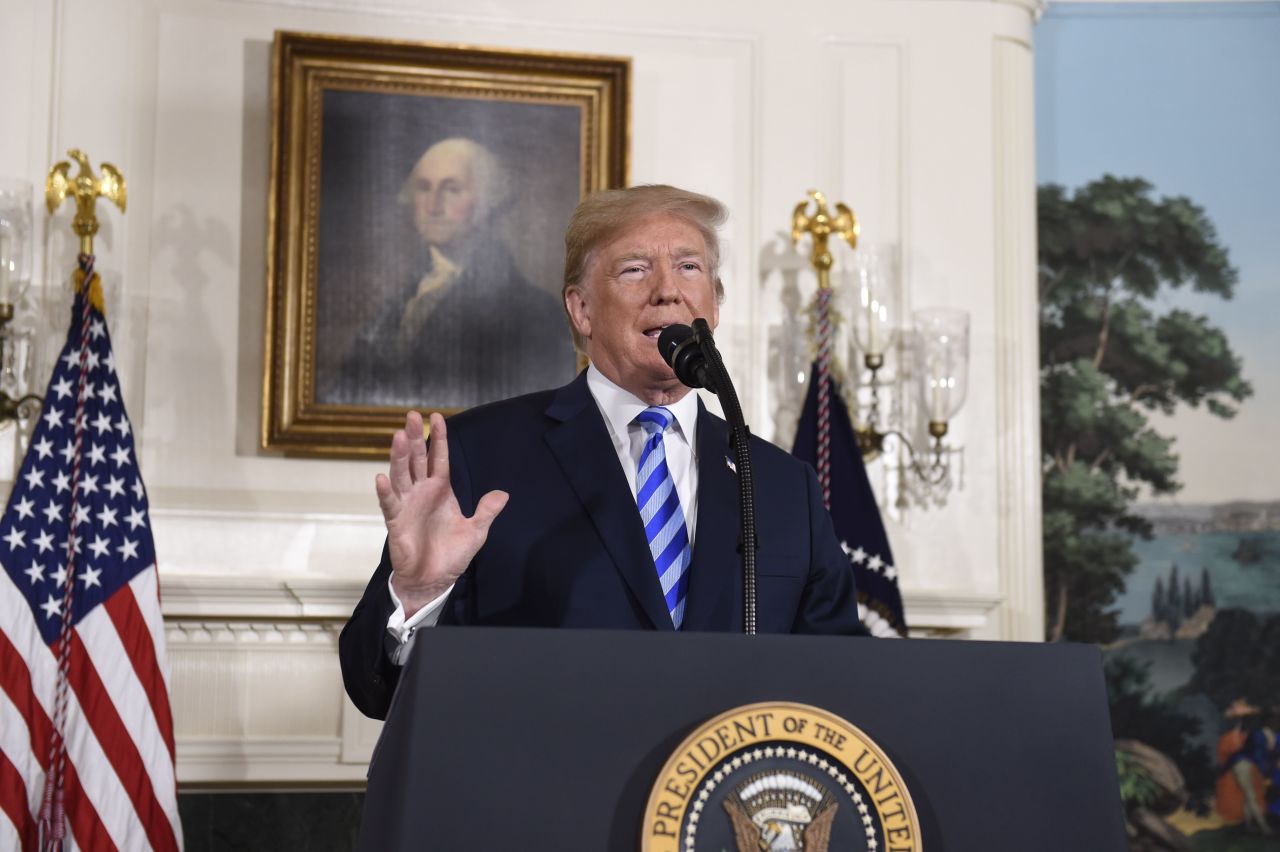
[564,286,592,340]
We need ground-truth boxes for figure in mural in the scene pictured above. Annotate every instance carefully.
[1216,699,1273,834]
[1232,707,1280,834]
[1259,709,1280,831]
[335,137,576,408]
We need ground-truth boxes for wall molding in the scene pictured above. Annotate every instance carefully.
[161,574,1001,636]
[220,0,1048,24]
[211,0,763,42]
[164,584,382,786]
[163,575,364,620]
[178,736,370,787]
[903,589,1003,638]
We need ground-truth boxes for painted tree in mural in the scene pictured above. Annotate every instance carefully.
[1190,610,1280,711]
[1037,175,1252,644]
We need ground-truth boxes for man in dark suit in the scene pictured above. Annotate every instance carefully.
[341,185,867,720]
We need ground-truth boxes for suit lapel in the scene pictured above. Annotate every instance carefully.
[681,404,741,632]
[543,374,674,631]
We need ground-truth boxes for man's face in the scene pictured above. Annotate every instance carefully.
[566,214,720,402]
[408,146,479,250]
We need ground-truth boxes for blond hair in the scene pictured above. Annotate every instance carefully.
[562,185,728,352]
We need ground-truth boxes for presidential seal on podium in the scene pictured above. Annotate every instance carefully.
[642,702,922,852]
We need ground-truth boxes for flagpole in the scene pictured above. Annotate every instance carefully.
[789,191,910,637]
[791,191,859,510]
[37,150,127,852]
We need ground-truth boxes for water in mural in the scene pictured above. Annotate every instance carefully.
[1037,4,1280,850]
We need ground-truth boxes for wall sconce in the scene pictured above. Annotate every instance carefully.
[790,190,967,508]
[913,308,969,445]
[0,178,41,425]
[844,243,900,459]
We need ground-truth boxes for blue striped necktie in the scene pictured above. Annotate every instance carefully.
[634,407,692,629]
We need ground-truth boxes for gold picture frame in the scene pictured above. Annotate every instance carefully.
[262,31,629,458]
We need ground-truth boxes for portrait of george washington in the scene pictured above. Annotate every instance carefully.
[312,90,582,410]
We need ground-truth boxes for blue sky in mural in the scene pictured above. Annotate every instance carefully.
[1036,2,1280,504]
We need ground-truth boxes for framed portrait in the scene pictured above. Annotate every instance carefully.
[262,31,629,457]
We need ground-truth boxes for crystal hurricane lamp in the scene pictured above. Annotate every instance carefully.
[850,243,899,363]
[913,307,969,458]
[851,304,968,493]
[0,178,41,424]
[842,244,900,459]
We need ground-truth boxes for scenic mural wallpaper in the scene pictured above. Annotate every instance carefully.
[1036,4,1280,850]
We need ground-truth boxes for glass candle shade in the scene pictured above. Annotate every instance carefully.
[0,179,34,307]
[844,243,899,360]
[913,308,969,424]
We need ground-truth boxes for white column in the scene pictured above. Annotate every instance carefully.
[992,29,1045,642]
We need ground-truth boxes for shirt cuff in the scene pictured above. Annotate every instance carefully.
[385,578,453,666]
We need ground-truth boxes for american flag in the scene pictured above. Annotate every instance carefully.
[793,364,908,638]
[0,264,181,850]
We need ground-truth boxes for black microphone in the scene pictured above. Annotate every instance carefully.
[658,318,759,634]
[657,323,717,392]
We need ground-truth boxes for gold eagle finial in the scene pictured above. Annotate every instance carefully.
[46,149,127,255]
[790,189,858,287]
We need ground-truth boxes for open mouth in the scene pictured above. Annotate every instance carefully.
[643,324,670,339]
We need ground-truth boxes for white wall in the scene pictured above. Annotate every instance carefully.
[0,0,1042,785]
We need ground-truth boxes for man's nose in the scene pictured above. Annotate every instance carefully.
[650,265,682,303]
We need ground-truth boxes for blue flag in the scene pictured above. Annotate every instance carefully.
[792,365,907,637]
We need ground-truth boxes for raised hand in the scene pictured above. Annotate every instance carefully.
[375,411,509,617]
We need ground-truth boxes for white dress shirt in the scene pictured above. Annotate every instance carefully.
[385,365,702,662]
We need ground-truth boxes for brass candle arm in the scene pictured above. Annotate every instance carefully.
[852,351,950,487]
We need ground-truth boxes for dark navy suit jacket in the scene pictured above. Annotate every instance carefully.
[340,372,867,719]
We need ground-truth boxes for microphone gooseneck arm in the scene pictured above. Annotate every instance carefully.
[659,321,758,636]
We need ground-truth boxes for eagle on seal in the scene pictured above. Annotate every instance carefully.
[723,792,837,852]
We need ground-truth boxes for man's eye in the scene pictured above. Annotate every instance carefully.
[680,262,701,272]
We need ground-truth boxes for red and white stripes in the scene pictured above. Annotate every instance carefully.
[1,566,181,851]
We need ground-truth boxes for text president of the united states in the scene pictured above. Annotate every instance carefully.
[340,184,868,720]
